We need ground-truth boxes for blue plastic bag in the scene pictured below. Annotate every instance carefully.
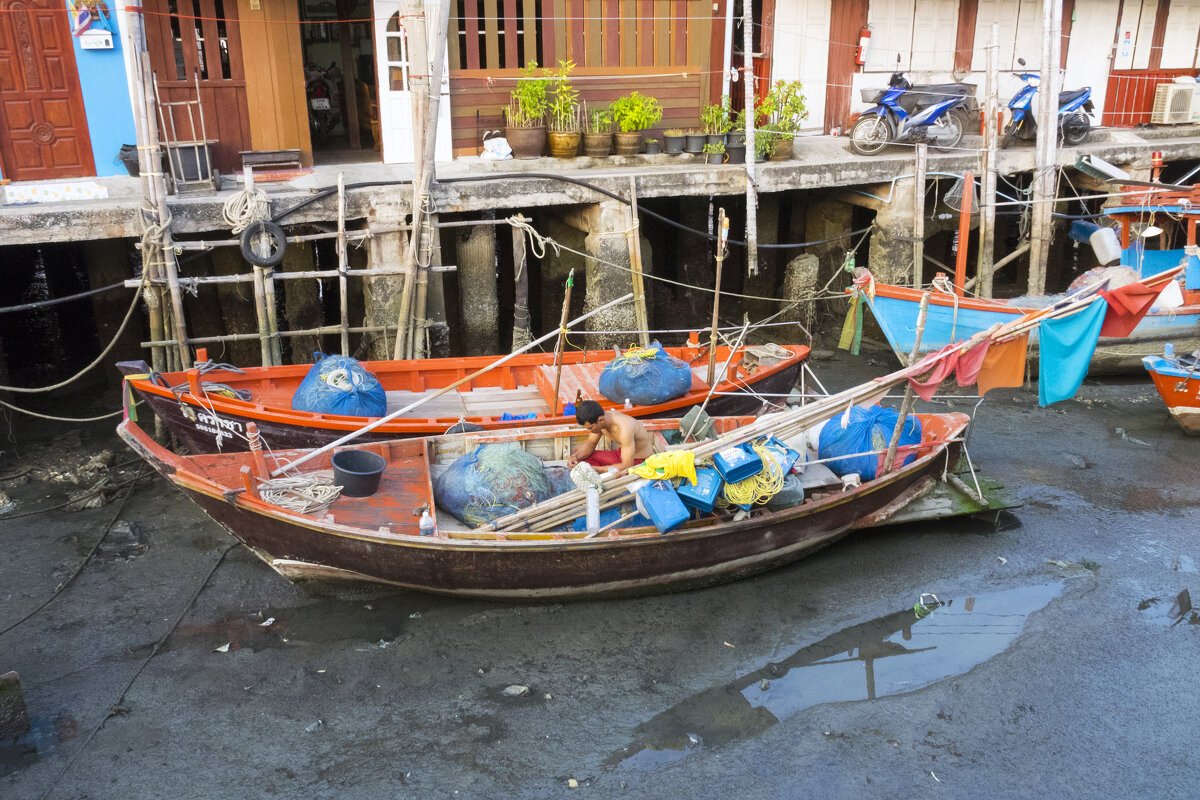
[291,352,386,418]
[818,405,922,481]
[598,341,693,406]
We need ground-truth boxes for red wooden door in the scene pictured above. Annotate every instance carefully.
[144,0,251,174]
[0,0,95,180]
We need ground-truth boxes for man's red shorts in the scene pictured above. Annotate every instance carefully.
[584,449,646,468]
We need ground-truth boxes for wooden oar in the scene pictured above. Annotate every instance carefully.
[273,293,634,476]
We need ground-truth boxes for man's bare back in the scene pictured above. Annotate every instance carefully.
[567,402,654,471]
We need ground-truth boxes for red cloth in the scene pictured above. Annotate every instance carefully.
[584,449,646,468]
[1099,281,1163,337]
[908,347,960,401]
[955,339,991,387]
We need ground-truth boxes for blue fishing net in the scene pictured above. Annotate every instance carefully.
[434,443,557,526]
[291,352,387,418]
[598,341,693,406]
[818,405,922,481]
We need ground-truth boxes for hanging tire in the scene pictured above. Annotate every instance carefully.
[932,110,966,152]
[240,220,287,268]
[849,115,892,156]
[1060,111,1091,146]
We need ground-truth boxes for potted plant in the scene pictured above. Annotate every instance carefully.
[644,138,661,155]
[583,105,613,157]
[759,80,808,160]
[663,128,685,154]
[684,129,706,154]
[701,95,731,146]
[610,92,663,155]
[726,139,746,164]
[728,108,747,147]
[753,125,782,162]
[702,141,726,165]
[546,59,582,158]
[503,60,547,158]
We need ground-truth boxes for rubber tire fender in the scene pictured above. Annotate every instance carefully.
[239,220,287,268]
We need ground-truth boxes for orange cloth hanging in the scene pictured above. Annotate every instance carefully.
[976,334,1029,395]
[1098,281,1163,337]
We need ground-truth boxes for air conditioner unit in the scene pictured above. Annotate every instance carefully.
[1150,83,1199,124]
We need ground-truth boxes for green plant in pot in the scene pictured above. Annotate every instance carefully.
[644,137,661,155]
[702,141,727,165]
[663,128,685,154]
[610,92,663,155]
[503,60,547,158]
[758,79,808,160]
[547,59,582,158]
[583,105,613,157]
[701,95,732,145]
[684,128,706,154]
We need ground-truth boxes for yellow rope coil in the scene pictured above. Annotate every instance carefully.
[720,441,786,507]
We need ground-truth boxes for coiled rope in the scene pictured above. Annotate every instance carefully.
[719,441,787,508]
[222,186,270,234]
[257,470,342,513]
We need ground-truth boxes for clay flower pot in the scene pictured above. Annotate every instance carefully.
[548,131,582,158]
[505,126,546,158]
[613,131,641,156]
[582,132,612,157]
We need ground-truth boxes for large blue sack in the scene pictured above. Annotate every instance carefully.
[291,352,387,418]
[598,341,693,406]
[818,405,922,481]
[434,443,556,526]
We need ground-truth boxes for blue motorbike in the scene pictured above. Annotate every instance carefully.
[1001,57,1093,149]
[849,65,975,156]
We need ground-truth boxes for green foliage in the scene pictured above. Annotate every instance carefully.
[547,59,582,132]
[504,61,547,128]
[753,123,784,159]
[701,95,732,134]
[702,142,726,154]
[663,129,684,137]
[609,92,664,132]
[756,80,808,132]
[587,107,613,134]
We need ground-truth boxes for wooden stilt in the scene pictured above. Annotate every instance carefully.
[883,292,930,474]
[511,213,533,350]
[337,172,350,356]
[627,177,649,347]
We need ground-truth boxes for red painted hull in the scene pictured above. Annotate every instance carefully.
[1146,365,1200,435]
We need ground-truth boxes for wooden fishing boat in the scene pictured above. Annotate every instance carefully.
[116,337,807,455]
[858,186,1200,374]
[1143,348,1200,435]
[116,410,969,600]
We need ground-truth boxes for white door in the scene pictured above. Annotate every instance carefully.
[374,2,453,165]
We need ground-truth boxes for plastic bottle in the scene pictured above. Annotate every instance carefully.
[419,510,436,537]
[1165,342,1175,359]
[624,398,633,409]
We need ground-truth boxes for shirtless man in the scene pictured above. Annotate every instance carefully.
[567,400,655,472]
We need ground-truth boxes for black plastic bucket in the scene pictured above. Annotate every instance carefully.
[331,449,387,497]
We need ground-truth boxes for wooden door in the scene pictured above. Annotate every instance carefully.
[0,0,95,180]
[144,0,251,173]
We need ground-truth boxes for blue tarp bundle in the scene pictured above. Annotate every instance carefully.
[1038,297,1108,406]
[818,405,922,480]
[291,352,387,418]
[598,341,693,406]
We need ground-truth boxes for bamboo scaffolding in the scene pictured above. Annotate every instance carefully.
[337,173,350,356]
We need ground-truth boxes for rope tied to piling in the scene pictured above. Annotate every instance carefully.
[507,214,561,260]
[223,186,270,235]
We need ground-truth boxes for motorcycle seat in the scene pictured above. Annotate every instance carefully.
[908,83,975,98]
[898,84,977,114]
[1059,88,1090,106]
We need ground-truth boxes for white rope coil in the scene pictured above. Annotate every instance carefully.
[223,188,270,235]
[258,471,342,513]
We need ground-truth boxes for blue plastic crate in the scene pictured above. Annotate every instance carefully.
[676,467,724,513]
[712,443,763,484]
[637,480,690,533]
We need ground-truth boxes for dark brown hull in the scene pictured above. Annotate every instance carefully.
[121,420,961,600]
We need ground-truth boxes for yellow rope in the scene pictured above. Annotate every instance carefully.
[720,440,787,507]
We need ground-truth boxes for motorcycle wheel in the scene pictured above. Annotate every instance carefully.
[1000,121,1019,150]
[932,110,966,152]
[1060,111,1090,146]
[849,115,891,156]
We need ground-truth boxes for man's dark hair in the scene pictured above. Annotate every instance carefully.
[575,399,604,425]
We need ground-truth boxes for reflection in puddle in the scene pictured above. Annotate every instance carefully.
[610,581,1064,769]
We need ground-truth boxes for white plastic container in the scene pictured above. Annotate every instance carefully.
[1090,227,1122,265]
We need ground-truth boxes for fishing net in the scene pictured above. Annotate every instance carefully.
[434,443,557,526]
[291,352,386,417]
[598,341,693,406]
[818,405,922,481]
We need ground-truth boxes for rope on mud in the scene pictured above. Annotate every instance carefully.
[35,541,238,800]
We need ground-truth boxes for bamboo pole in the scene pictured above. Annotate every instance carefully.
[627,176,650,347]
[976,22,1000,298]
[882,293,929,474]
[337,172,350,356]
[741,0,759,278]
[273,292,634,476]
[913,143,927,287]
[707,209,730,385]
[685,317,750,440]
[551,269,575,415]
[251,266,272,365]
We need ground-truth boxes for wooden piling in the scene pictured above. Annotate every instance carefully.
[883,292,930,474]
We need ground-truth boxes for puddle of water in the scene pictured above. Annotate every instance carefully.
[0,715,76,777]
[163,595,419,654]
[609,581,1065,768]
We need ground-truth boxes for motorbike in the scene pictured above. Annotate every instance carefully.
[305,62,342,144]
[849,59,975,156]
[1001,57,1093,149]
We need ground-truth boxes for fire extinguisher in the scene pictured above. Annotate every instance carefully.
[855,26,871,67]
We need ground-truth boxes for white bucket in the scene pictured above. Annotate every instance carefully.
[1090,227,1122,265]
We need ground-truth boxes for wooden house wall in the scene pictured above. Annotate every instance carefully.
[446,0,718,156]
[236,0,312,166]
